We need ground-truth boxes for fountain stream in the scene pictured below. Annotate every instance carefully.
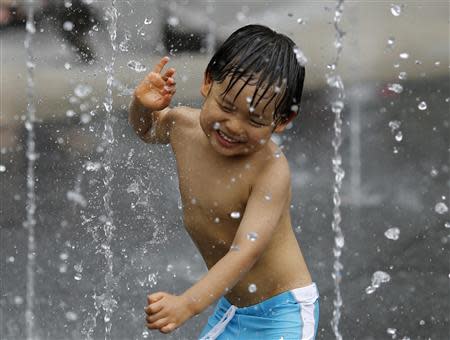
[23,1,37,339]
[95,1,119,338]
[327,1,346,339]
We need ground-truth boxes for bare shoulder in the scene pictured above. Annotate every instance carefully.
[253,143,291,191]
[169,105,199,129]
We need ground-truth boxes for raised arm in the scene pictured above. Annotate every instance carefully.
[129,56,177,144]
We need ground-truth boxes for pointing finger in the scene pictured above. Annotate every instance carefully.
[162,68,176,80]
[153,56,170,74]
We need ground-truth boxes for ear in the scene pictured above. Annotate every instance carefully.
[200,72,213,98]
[273,112,297,133]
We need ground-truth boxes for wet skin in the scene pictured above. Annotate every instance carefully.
[130,57,312,332]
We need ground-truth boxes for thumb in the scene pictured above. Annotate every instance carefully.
[147,292,165,304]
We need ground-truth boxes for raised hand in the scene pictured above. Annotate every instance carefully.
[134,56,176,112]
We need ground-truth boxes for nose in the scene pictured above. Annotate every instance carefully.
[223,117,245,138]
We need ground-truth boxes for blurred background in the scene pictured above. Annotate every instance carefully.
[1,0,449,339]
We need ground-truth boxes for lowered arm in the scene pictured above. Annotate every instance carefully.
[181,157,291,315]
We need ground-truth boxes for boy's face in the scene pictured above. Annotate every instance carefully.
[199,74,289,157]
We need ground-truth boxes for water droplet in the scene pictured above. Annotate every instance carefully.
[274,86,281,93]
[248,283,257,293]
[398,71,407,80]
[387,37,395,46]
[65,311,78,321]
[26,61,35,69]
[66,110,76,117]
[335,235,344,248]
[119,40,129,52]
[167,16,179,26]
[191,198,197,205]
[0,165,5,172]
[166,264,174,272]
[387,328,397,335]
[332,101,344,114]
[435,202,448,214]
[418,101,427,110]
[63,21,74,31]
[74,272,82,281]
[293,47,308,66]
[74,84,93,98]
[444,222,450,229]
[74,263,83,273]
[326,75,344,89]
[395,131,403,142]
[85,161,101,171]
[66,191,87,207]
[372,271,391,287]
[399,52,409,59]
[14,296,24,305]
[246,96,252,104]
[144,18,153,25]
[419,320,425,326]
[230,211,241,219]
[297,18,304,24]
[64,62,71,70]
[264,193,272,201]
[59,252,69,260]
[388,83,403,94]
[249,106,255,113]
[127,60,146,73]
[26,21,36,34]
[246,232,258,242]
[142,330,149,338]
[80,114,91,124]
[430,167,438,177]
[213,122,220,130]
[384,227,400,240]
[59,264,68,273]
[388,120,401,131]
[390,4,402,16]
[214,217,220,224]
[230,244,240,251]
[274,150,281,158]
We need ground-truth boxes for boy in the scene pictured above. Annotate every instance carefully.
[129,24,319,339]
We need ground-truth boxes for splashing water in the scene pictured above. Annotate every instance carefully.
[328,1,346,339]
[365,270,391,294]
[24,2,37,339]
[92,2,119,338]
[390,4,402,17]
[384,227,400,240]
[418,101,427,111]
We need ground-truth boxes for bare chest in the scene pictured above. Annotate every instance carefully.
[170,129,255,261]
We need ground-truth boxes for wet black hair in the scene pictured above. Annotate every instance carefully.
[205,24,306,127]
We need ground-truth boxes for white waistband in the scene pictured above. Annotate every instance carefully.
[199,304,237,340]
[289,282,320,304]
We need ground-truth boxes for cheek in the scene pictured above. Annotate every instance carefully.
[248,129,271,145]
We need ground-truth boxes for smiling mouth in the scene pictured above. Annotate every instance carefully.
[217,130,240,143]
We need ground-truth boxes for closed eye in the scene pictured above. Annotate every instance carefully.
[250,119,267,127]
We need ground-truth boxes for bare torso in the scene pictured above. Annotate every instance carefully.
[170,107,312,307]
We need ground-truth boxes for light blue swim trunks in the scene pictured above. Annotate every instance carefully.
[199,282,319,340]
